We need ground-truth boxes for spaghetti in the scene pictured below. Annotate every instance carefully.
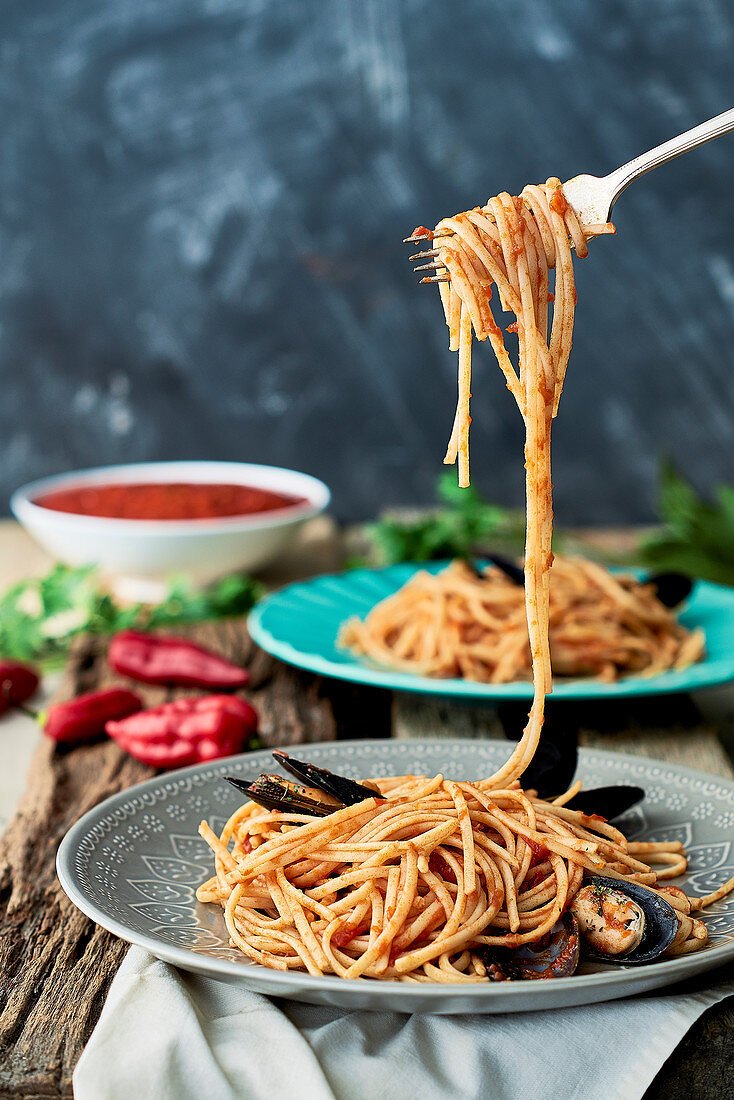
[426,178,614,784]
[340,556,705,684]
[196,773,728,981]
[196,177,734,981]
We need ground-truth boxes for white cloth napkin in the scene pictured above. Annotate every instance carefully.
[74,947,733,1100]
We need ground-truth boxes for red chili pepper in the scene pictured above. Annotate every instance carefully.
[108,630,249,689]
[44,688,143,745]
[106,695,259,769]
[0,661,40,716]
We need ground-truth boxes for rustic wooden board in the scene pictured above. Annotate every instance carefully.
[2,616,733,1099]
[0,623,390,1099]
[394,693,734,778]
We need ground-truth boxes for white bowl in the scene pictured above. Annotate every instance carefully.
[11,461,330,600]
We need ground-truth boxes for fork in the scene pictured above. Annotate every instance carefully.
[407,105,734,280]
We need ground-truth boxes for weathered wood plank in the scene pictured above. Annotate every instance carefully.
[646,999,734,1099]
[393,692,734,777]
[392,693,506,741]
[0,624,390,1099]
[0,635,150,1100]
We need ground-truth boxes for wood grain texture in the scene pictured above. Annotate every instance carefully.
[646,999,734,1100]
[394,692,734,777]
[0,636,150,1099]
[392,693,506,741]
[0,623,390,1099]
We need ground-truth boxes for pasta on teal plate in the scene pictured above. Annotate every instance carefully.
[247,563,734,700]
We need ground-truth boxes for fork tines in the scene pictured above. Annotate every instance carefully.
[412,256,449,283]
[405,228,453,283]
[402,229,454,245]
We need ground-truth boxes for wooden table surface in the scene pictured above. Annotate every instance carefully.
[0,521,733,1099]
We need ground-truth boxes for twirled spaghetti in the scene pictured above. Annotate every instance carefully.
[196,773,727,981]
[197,178,734,981]
[340,557,705,684]
[426,178,614,783]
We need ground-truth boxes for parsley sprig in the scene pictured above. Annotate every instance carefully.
[0,565,263,666]
[641,463,734,586]
[359,472,525,566]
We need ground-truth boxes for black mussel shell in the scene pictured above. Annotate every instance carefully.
[519,733,578,802]
[272,751,377,806]
[224,775,334,817]
[575,876,678,965]
[480,914,580,981]
[645,571,693,609]
[500,701,579,800]
[503,705,644,821]
[468,550,525,585]
[565,785,645,821]
[469,555,693,609]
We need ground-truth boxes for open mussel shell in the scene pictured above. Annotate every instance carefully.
[573,877,678,965]
[646,571,693,609]
[467,550,525,585]
[565,785,645,820]
[272,750,377,806]
[470,552,693,610]
[517,732,644,822]
[516,724,578,803]
[224,751,378,817]
[480,914,580,981]
[224,774,336,817]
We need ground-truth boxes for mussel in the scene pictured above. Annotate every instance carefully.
[569,877,678,965]
[484,877,678,981]
[225,751,377,816]
[471,548,693,610]
[564,785,645,820]
[272,750,377,804]
[511,724,645,823]
[225,774,341,816]
[465,551,524,586]
[481,915,580,981]
[645,571,693,610]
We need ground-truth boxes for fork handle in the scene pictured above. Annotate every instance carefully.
[606,106,734,211]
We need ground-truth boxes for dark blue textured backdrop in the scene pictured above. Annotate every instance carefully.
[2,0,734,522]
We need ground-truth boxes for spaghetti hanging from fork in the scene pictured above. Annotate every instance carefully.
[407,178,614,788]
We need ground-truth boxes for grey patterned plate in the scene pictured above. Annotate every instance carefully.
[57,740,734,1014]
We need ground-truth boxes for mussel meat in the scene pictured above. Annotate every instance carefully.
[225,774,340,816]
[570,877,678,965]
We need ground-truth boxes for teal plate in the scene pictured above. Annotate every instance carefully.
[248,562,734,700]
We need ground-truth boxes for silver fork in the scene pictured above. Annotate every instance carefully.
[407,106,734,282]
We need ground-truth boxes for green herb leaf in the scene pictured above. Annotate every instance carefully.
[0,564,263,665]
[641,463,734,586]
[360,470,525,566]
